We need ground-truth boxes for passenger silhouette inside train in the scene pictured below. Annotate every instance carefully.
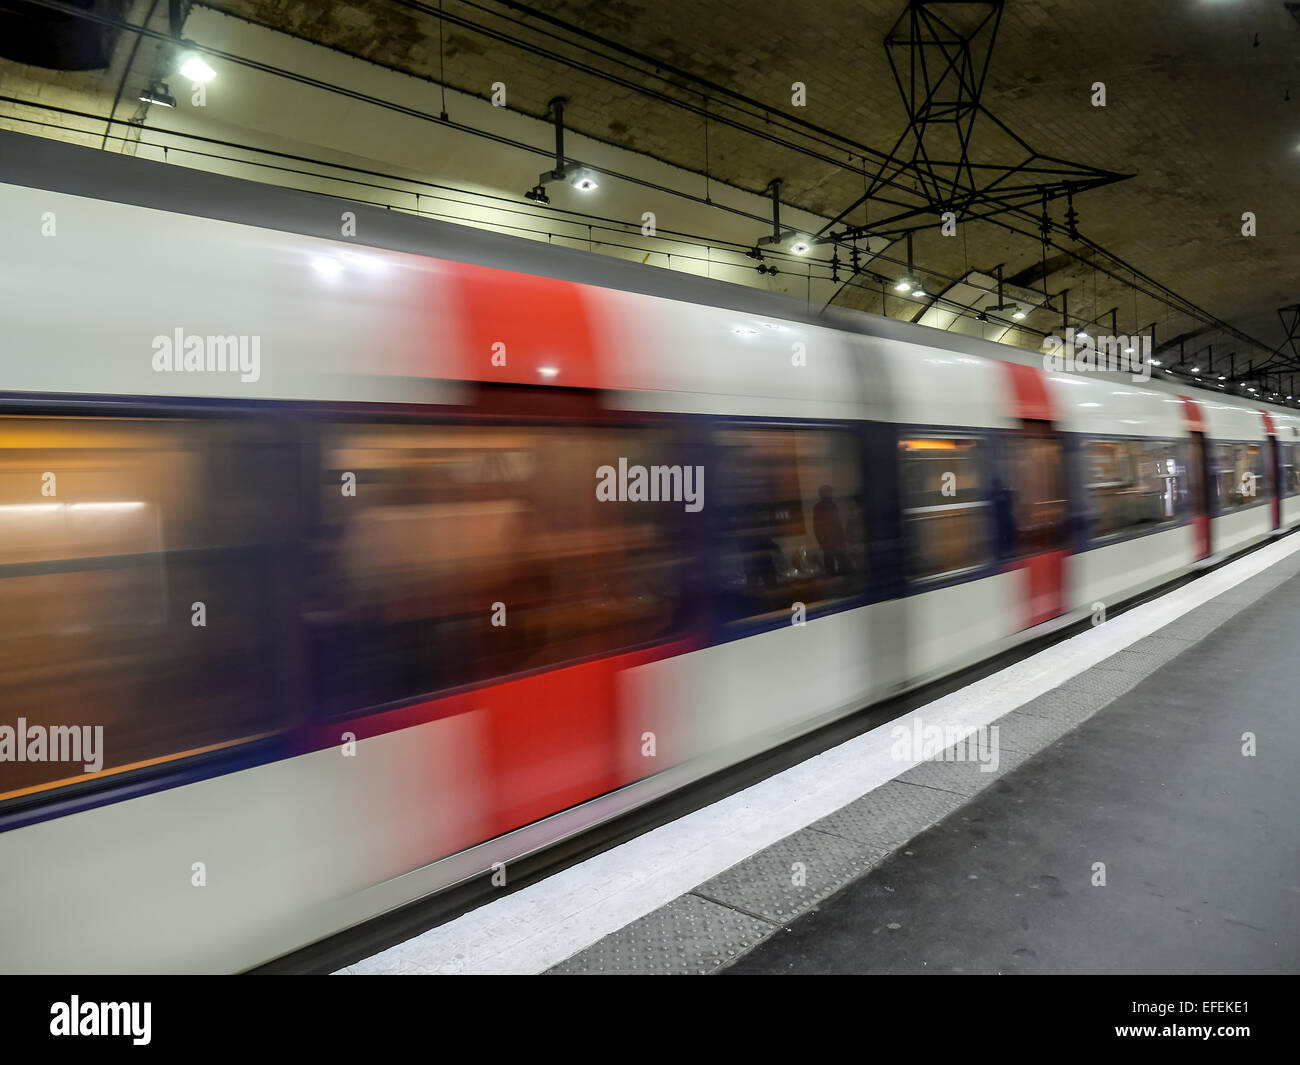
[813,484,853,576]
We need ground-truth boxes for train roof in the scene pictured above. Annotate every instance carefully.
[2,128,1295,439]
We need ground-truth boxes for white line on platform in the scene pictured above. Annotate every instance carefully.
[339,535,1300,974]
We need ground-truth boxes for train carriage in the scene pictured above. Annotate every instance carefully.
[0,129,1293,972]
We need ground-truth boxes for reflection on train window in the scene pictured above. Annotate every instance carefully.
[1006,432,1068,556]
[305,421,692,714]
[1082,438,1184,539]
[712,426,866,622]
[898,435,991,580]
[1211,441,1266,511]
[1283,442,1300,497]
[0,415,294,804]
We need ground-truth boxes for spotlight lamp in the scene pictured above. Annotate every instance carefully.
[138,82,177,108]
[567,166,599,192]
[527,161,600,203]
[178,50,216,83]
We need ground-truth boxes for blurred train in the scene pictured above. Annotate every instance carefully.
[2,130,1298,972]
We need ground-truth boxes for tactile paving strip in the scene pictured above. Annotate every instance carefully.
[811,779,962,850]
[895,754,1011,797]
[547,893,773,975]
[694,826,888,924]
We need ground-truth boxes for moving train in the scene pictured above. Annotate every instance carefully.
[1,129,1297,973]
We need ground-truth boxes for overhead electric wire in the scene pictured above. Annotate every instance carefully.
[12,0,1291,381]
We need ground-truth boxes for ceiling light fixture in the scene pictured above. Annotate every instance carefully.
[525,97,600,202]
[179,51,216,83]
[568,167,599,192]
[138,82,177,108]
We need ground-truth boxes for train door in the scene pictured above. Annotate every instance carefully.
[1187,430,1212,558]
[462,382,698,834]
[1000,363,1069,630]
[1007,420,1070,628]
[1179,396,1212,559]
[1261,412,1283,531]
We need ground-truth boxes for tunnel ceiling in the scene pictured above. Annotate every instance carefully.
[199,0,1300,356]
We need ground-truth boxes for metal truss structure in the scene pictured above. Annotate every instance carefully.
[817,0,1129,250]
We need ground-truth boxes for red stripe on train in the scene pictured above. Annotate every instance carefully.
[1003,361,1055,422]
[1178,394,1205,433]
[1023,549,1068,627]
[297,637,694,842]
[443,261,601,388]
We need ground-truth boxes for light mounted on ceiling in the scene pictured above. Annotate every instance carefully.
[567,167,599,192]
[138,82,177,108]
[525,97,600,202]
[178,51,216,83]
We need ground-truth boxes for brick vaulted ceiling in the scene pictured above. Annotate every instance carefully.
[27,0,1300,358]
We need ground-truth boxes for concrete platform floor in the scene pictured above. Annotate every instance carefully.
[727,569,1300,974]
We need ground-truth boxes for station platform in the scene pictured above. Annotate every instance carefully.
[339,536,1300,975]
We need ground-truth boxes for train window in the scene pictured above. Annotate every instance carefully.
[1210,441,1266,511]
[0,414,295,806]
[1006,432,1068,557]
[711,425,866,622]
[1082,438,1184,539]
[898,435,992,580]
[1284,442,1300,497]
[305,420,693,715]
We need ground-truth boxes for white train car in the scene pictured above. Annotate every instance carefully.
[0,130,1293,973]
